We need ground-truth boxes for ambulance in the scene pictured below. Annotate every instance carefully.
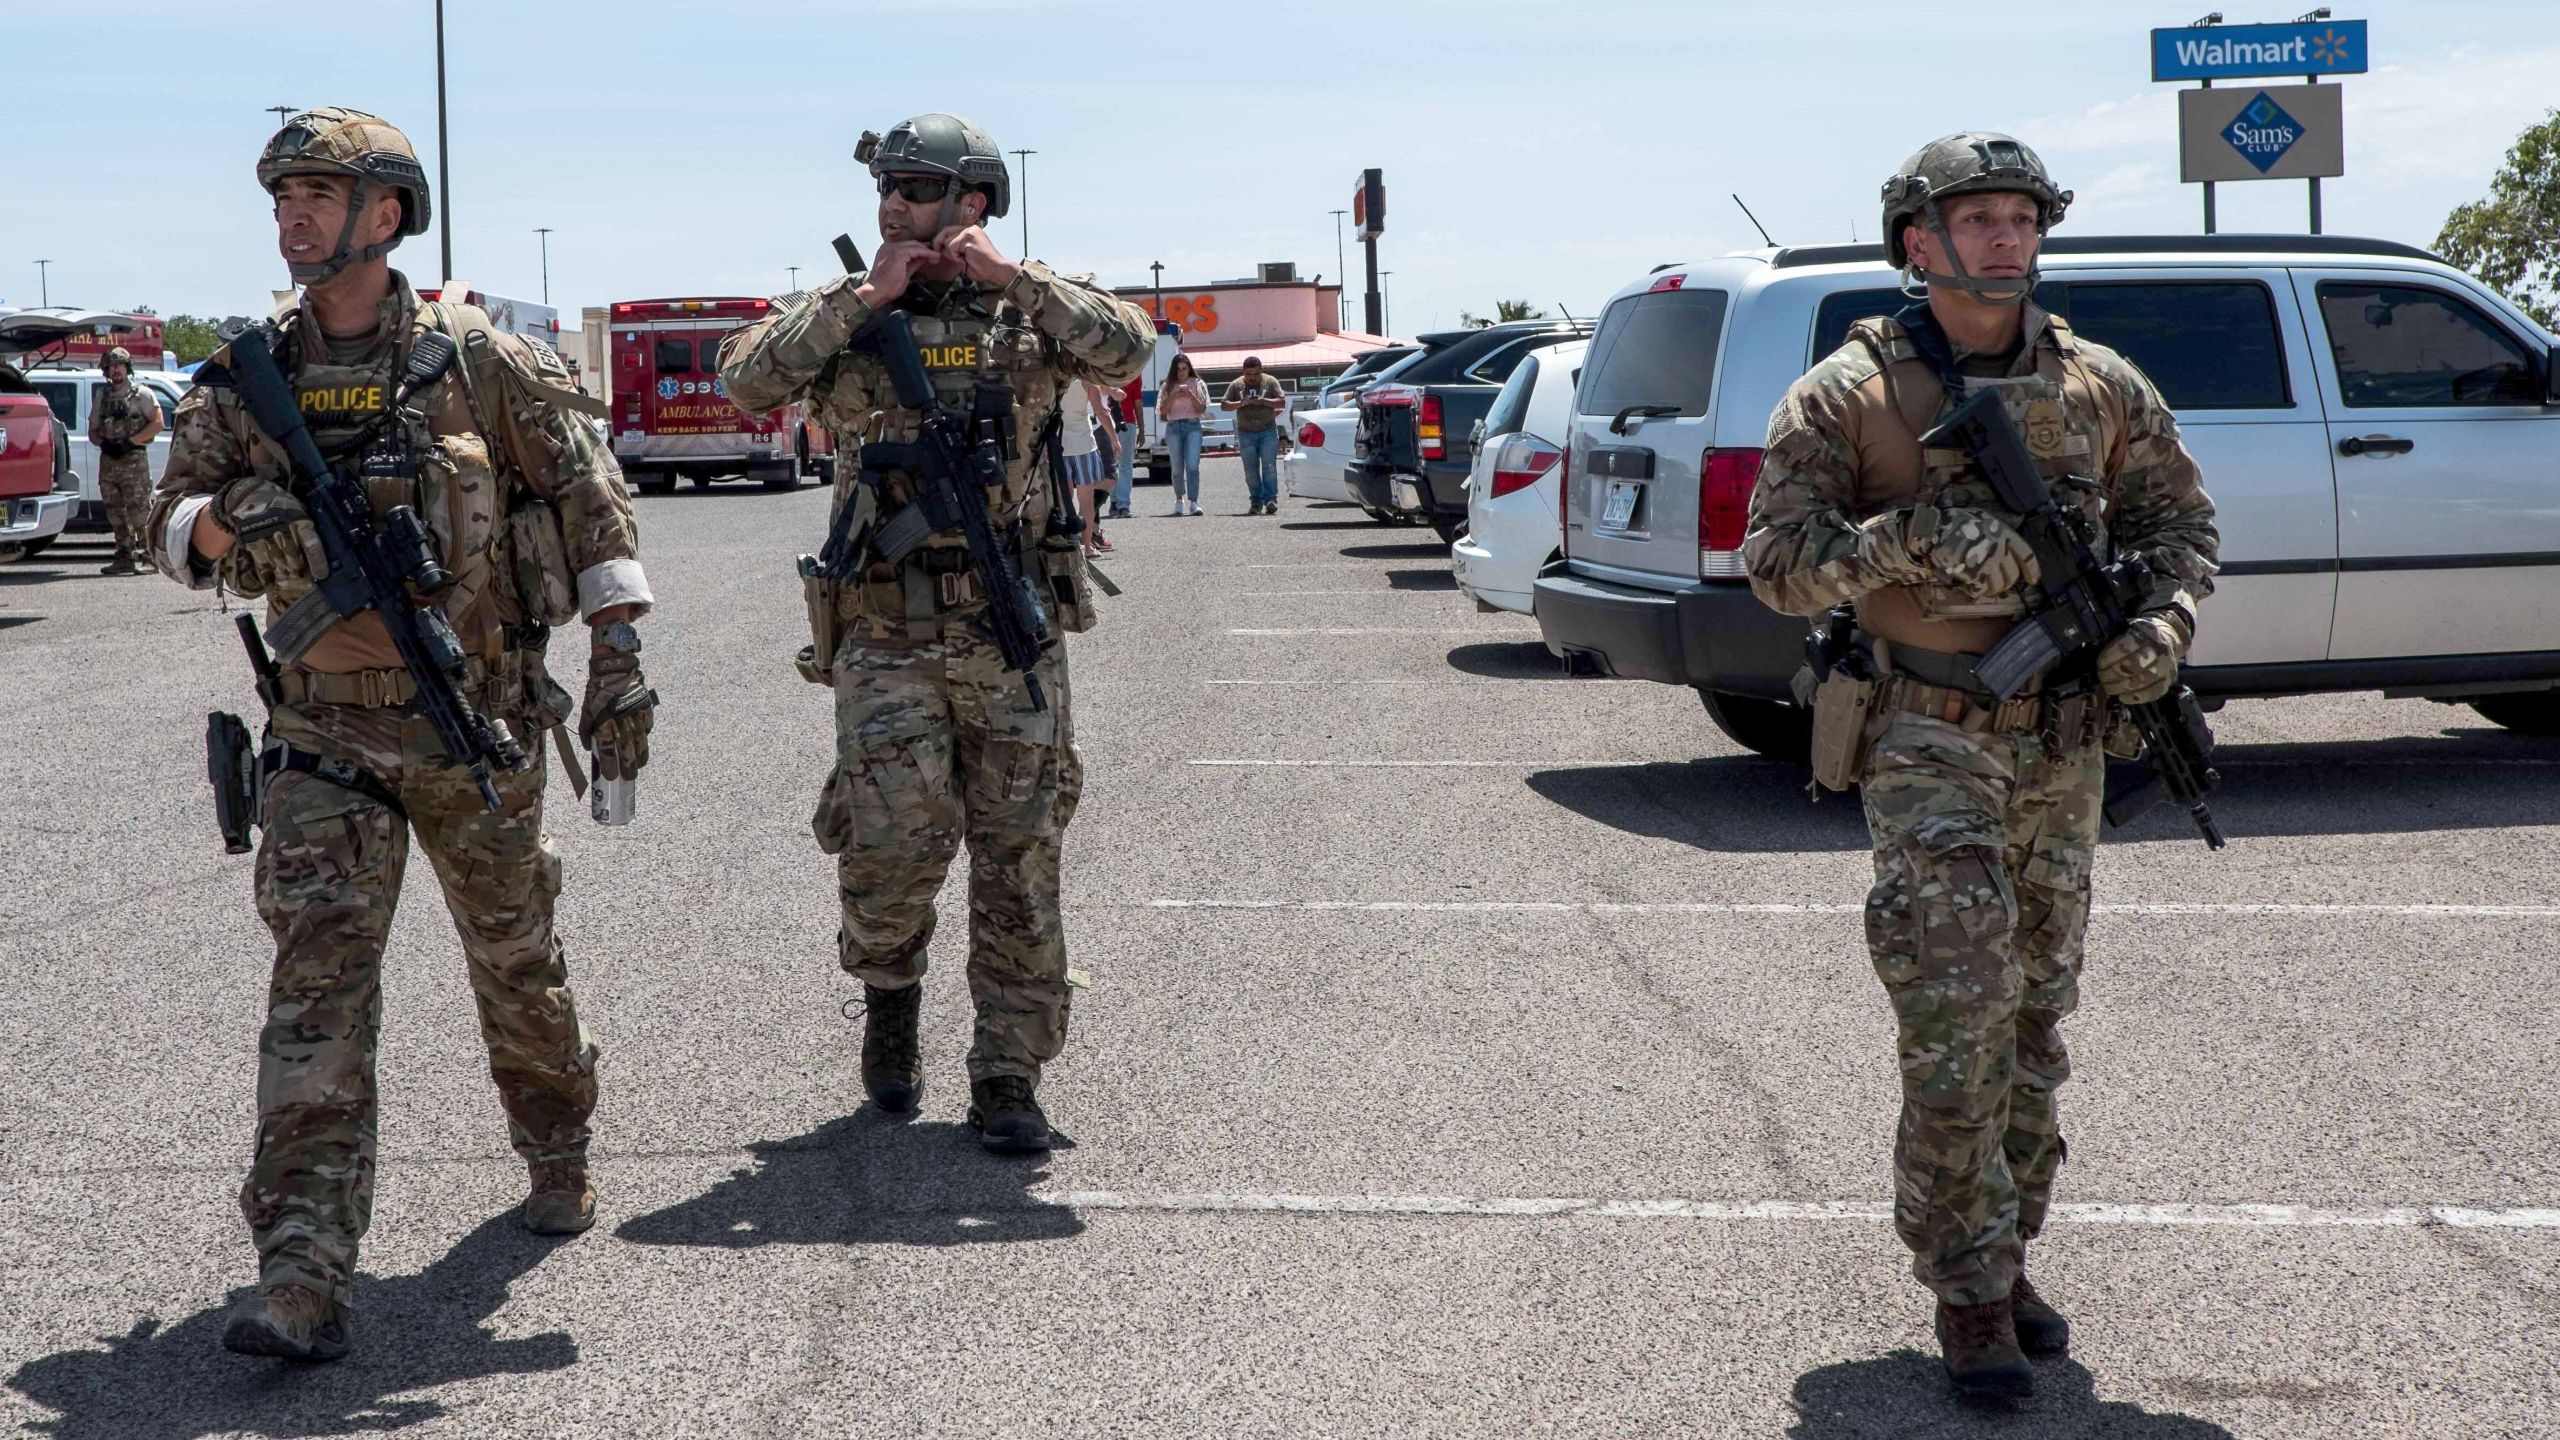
[603,296,831,493]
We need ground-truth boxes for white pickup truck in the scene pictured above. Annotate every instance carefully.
[1532,235,2560,755]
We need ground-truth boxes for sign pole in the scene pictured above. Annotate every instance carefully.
[2200,77,2217,235]
[2305,74,2322,234]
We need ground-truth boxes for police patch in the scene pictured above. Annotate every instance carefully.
[918,343,979,371]
[2023,397,2066,461]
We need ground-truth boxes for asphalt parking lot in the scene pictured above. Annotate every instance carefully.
[4,457,2557,1439]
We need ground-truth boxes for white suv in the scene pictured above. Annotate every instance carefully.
[23,366,185,531]
[1533,236,2560,755]
[1452,337,1585,613]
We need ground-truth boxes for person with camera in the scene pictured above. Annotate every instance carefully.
[148,107,655,1362]
[87,345,163,574]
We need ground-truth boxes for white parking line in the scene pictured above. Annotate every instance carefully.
[1140,898,2560,917]
[1035,1189,2560,1230]
[1228,628,1506,637]
[1237,589,1434,597]
[1204,679,1630,687]
[1189,758,1594,768]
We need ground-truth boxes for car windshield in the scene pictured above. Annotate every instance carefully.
[1361,349,1432,387]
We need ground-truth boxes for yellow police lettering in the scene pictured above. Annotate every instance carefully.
[919,344,978,370]
[297,385,386,414]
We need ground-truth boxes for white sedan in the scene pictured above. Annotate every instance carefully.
[1281,404,1361,505]
[1451,338,1584,614]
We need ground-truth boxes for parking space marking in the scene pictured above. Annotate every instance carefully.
[1138,898,2560,917]
[1228,628,1508,637]
[1189,759,1599,768]
[1204,679,1633,687]
[1034,1190,2560,1230]
[1237,589,1435,597]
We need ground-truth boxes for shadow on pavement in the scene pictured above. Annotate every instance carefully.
[1528,758,1871,853]
[1788,1351,2238,1438]
[616,1111,1084,1250]
[1383,568,1458,591]
[1445,640,1601,681]
[1336,542,1444,560]
[630,481,812,502]
[2105,730,2560,843]
[1278,519,1391,531]
[7,1214,576,1440]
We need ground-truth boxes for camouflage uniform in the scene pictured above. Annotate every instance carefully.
[150,274,649,1305]
[722,260,1151,1084]
[89,375,159,560]
[1745,304,2217,1305]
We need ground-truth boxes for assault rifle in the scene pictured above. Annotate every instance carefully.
[225,325,523,810]
[823,308,1054,709]
[1917,387,2226,849]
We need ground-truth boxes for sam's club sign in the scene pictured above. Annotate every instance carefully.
[2152,19,2368,81]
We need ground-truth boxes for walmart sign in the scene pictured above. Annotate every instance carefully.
[2151,19,2368,81]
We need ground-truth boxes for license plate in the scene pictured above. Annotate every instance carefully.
[1600,479,1641,529]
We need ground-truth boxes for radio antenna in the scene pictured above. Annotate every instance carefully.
[1732,194,1776,248]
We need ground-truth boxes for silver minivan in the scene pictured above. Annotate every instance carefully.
[1533,235,2560,757]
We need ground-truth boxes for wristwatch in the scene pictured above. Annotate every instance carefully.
[593,620,642,656]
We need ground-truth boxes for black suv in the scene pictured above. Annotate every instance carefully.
[1353,319,1589,541]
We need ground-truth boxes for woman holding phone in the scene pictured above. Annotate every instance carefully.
[1158,353,1208,517]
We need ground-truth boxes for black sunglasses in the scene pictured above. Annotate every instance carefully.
[876,174,955,203]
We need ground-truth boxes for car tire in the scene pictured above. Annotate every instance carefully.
[2468,692,2560,737]
[0,536,52,564]
[633,470,677,496]
[1428,514,1465,545]
[1698,689,1813,766]
[688,473,717,489]
[759,462,801,492]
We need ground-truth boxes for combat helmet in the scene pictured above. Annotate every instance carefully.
[100,345,132,374]
[256,107,433,285]
[1880,132,2072,303]
[857,113,1010,221]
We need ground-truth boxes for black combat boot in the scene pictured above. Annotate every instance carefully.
[523,1155,597,1235]
[101,549,138,575]
[860,982,925,1113]
[1936,1296,2034,1400]
[2010,1274,2070,1356]
[967,1075,1052,1154]
[222,1283,352,1362]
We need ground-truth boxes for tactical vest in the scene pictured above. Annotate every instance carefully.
[1845,311,2122,654]
[231,295,579,686]
[95,380,154,443]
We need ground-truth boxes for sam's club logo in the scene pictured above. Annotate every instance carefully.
[2222,91,2304,172]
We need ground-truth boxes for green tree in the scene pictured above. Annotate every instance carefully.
[161,315,225,366]
[2437,110,2560,331]
[1458,299,1548,329]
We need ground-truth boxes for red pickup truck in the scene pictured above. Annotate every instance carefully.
[0,363,75,562]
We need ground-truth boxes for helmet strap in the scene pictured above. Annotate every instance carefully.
[1915,198,2036,308]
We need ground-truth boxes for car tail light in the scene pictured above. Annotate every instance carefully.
[1365,384,1416,407]
[1698,447,1763,578]
[1298,421,1325,447]
[1488,434,1562,498]
[1420,394,1444,460]
[1558,444,1573,559]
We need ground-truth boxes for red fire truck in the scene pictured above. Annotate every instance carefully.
[605,296,831,494]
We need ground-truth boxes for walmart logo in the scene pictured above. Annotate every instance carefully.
[2221,91,2305,173]
[2310,27,2351,66]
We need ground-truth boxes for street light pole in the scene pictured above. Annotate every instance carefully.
[1381,271,1393,336]
[265,105,297,129]
[34,260,50,307]
[1149,260,1164,326]
[435,0,453,283]
[1329,209,1348,330]
[1007,148,1036,257]
[534,227,552,305]
[787,265,801,292]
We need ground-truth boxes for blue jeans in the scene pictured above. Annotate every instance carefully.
[1236,427,1280,508]
[1165,418,1203,502]
[1112,424,1136,511]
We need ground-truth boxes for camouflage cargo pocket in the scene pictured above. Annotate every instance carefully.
[812,709,945,855]
[2014,834,2092,961]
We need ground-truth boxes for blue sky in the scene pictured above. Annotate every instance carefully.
[6,1,2549,336]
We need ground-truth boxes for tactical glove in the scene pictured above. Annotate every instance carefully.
[2098,611,2189,706]
[581,652,657,781]
[215,475,327,590]
[1917,506,2040,598]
